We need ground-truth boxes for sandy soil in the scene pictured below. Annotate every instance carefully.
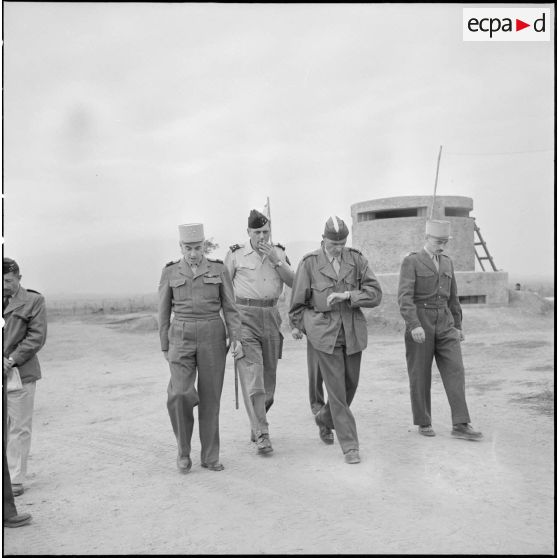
[3,301,554,555]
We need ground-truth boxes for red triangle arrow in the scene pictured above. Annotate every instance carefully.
[516,19,530,31]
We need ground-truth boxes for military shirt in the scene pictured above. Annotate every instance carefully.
[224,242,290,300]
[158,256,241,351]
[397,248,462,332]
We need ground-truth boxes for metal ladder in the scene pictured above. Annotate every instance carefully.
[474,223,498,271]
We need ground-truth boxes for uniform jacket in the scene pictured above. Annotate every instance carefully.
[397,249,462,332]
[289,245,382,355]
[158,256,242,352]
[3,286,47,383]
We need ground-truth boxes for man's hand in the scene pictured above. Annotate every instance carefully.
[258,241,280,265]
[457,329,465,342]
[411,326,426,344]
[231,340,244,360]
[162,351,169,362]
[3,356,14,375]
[326,292,349,306]
[291,327,304,340]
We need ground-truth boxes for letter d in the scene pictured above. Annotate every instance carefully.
[534,13,546,32]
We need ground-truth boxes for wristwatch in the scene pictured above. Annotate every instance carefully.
[273,261,283,269]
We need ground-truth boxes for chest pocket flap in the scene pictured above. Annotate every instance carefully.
[203,274,223,284]
[416,270,435,277]
[170,278,187,288]
[12,311,30,322]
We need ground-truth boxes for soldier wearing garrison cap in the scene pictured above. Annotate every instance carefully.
[289,216,382,465]
[159,223,243,474]
[397,219,482,440]
[224,209,294,455]
[3,257,47,500]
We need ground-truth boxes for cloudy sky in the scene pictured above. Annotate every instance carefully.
[3,2,554,296]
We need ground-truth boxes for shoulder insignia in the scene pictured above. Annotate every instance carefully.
[302,252,318,261]
[406,251,417,257]
[207,258,223,264]
[229,243,243,252]
[348,247,362,256]
[165,259,179,267]
[26,289,41,295]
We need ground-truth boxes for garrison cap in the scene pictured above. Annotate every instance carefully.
[323,215,349,241]
[3,257,20,275]
[178,223,205,243]
[425,220,451,239]
[248,209,269,229]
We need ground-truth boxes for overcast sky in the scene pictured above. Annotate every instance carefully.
[3,2,555,296]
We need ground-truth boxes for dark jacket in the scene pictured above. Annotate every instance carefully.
[158,256,242,352]
[397,249,462,332]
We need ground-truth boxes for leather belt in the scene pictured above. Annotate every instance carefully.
[236,297,277,308]
[418,303,448,309]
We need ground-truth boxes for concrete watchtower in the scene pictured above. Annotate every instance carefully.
[351,195,509,305]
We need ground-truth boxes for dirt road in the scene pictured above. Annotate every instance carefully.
[3,303,554,555]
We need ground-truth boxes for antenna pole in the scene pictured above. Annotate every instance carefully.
[429,145,443,221]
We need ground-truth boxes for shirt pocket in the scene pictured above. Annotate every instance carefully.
[202,274,222,300]
[169,278,189,300]
[311,281,334,312]
[415,270,437,294]
[441,271,452,293]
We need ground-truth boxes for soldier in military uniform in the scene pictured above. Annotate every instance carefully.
[224,209,294,455]
[289,216,382,464]
[3,257,47,497]
[158,223,243,473]
[397,219,482,440]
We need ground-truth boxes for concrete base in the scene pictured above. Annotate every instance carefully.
[376,271,509,305]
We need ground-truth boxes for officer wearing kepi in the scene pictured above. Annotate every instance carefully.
[224,209,294,455]
[289,216,382,465]
[159,223,243,473]
[397,219,483,440]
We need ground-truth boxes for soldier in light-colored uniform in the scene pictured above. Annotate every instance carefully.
[397,219,482,440]
[224,209,294,455]
[289,216,382,464]
[159,223,243,473]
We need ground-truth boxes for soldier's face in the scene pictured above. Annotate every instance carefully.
[3,272,21,296]
[323,237,346,258]
[248,225,271,250]
[180,242,205,266]
[425,235,449,255]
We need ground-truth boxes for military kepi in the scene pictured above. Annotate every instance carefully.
[248,209,268,229]
[323,215,349,241]
[425,220,451,239]
[178,223,205,243]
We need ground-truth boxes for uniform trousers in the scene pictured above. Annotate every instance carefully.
[404,306,471,426]
[236,305,283,437]
[167,317,227,466]
[313,327,361,454]
[7,381,36,485]
[307,340,325,415]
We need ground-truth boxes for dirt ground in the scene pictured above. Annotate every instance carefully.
[3,299,555,555]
